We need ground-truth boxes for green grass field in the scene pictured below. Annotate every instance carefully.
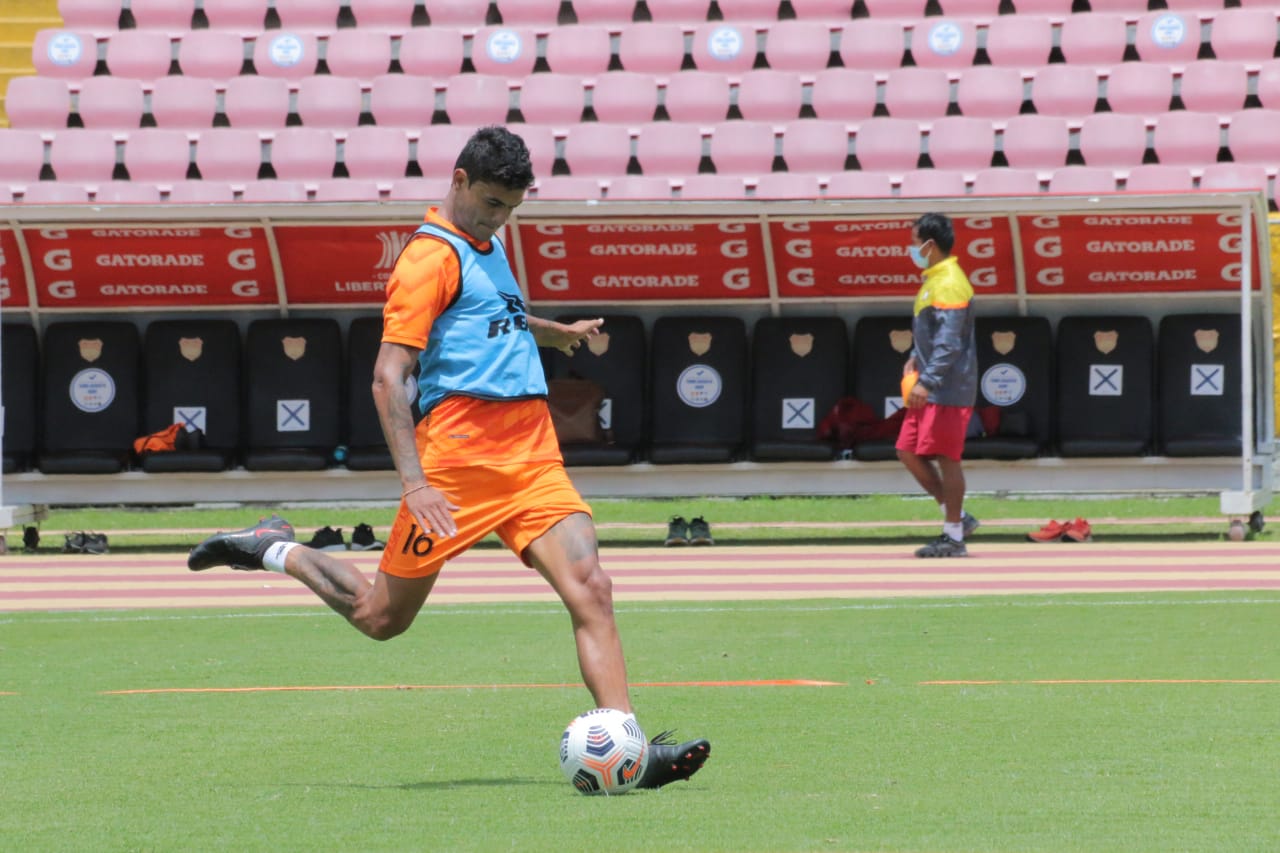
[3,592,1278,852]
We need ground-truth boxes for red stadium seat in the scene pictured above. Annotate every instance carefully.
[1179,61,1249,114]
[691,23,759,73]
[1000,115,1070,171]
[519,74,587,125]
[398,28,466,76]
[223,76,292,129]
[1078,113,1149,168]
[635,123,704,176]
[899,169,968,198]
[709,120,777,176]
[295,75,364,129]
[533,176,605,200]
[1059,14,1127,67]
[1048,167,1118,195]
[617,24,687,74]
[149,76,219,128]
[342,127,412,181]
[1123,165,1196,193]
[545,26,614,75]
[5,77,71,129]
[324,29,394,81]
[810,68,877,121]
[763,20,836,72]
[663,71,731,123]
[443,75,512,125]
[781,120,850,175]
[736,70,804,122]
[927,116,996,172]
[123,129,192,183]
[252,32,320,79]
[1134,11,1202,65]
[1104,63,1173,116]
[606,176,675,199]
[274,0,342,30]
[954,66,1024,119]
[563,123,633,176]
[910,19,977,69]
[176,30,246,78]
[591,72,659,123]
[882,67,952,119]
[270,128,337,182]
[32,30,99,80]
[853,118,921,173]
[471,27,539,77]
[824,170,893,198]
[838,20,907,70]
[1031,65,1100,119]
[49,129,118,184]
[984,15,1053,70]
[972,167,1041,195]
[1151,112,1223,166]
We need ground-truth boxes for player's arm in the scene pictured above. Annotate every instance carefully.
[527,315,604,355]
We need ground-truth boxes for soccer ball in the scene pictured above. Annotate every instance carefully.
[558,708,649,795]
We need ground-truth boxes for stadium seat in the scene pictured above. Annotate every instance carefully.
[1078,113,1149,168]
[369,74,435,128]
[545,26,614,75]
[1048,166,1117,194]
[964,315,1053,460]
[1123,164,1195,193]
[270,128,337,182]
[57,0,122,33]
[93,182,162,203]
[954,65,1024,119]
[397,27,466,76]
[342,317,393,471]
[342,126,411,181]
[1000,115,1070,171]
[519,74,586,125]
[1209,8,1280,66]
[140,319,242,472]
[983,15,1053,69]
[563,123,633,176]
[1151,111,1223,166]
[202,0,270,32]
[39,321,140,474]
[1134,11,1202,65]
[296,75,363,129]
[899,168,968,197]
[883,67,952,119]
[312,178,383,201]
[789,0,853,16]
[1225,110,1280,165]
[1055,315,1154,457]
[20,182,92,203]
[1059,13,1127,67]
[717,0,783,19]
[149,76,218,128]
[241,180,310,201]
[910,19,978,69]
[645,0,712,20]
[691,23,759,73]
[824,170,894,198]
[194,128,264,182]
[533,176,605,199]
[1087,0,1150,10]
[1179,61,1249,114]
[422,0,489,25]
[1199,162,1271,197]
[32,30,99,80]
[243,318,343,471]
[494,0,563,23]
[937,0,1000,16]
[1031,65,1100,119]
[617,24,687,73]
[678,174,748,199]
[544,314,647,465]
[1103,62,1173,116]
[324,29,394,80]
[223,76,291,129]
[837,19,907,70]
[49,130,117,184]
[348,0,417,31]
[471,27,539,77]
[571,0,637,24]
[518,124,559,177]
[663,71,731,123]
[927,116,996,172]
[175,30,246,78]
[780,120,850,174]
[388,177,451,201]
[5,77,71,130]
[763,20,836,72]
[590,72,659,123]
[709,120,777,176]
[252,32,320,79]
[274,0,341,30]
[606,175,673,199]
[166,181,237,203]
[853,118,921,173]
[1008,0,1071,14]
[809,68,877,121]
[1157,313,1243,456]
[417,125,478,177]
[971,167,1041,195]
[124,129,192,183]
[1,324,38,473]
[76,77,145,130]
[444,74,512,126]
[848,315,914,461]
[751,317,847,461]
[736,70,804,122]
[635,123,704,176]
[103,28,174,79]
[648,315,748,464]
[862,0,926,17]
[754,172,823,199]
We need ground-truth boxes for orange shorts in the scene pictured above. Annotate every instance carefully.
[378,461,592,579]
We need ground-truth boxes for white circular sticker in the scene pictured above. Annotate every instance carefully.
[706,26,744,62]
[47,32,83,67]
[928,22,963,57]
[677,364,722,408]
[1149,14,1186,49]
[268,34,305,68]
[70,368,116,413]
[981,363,1026,407]
[486,29,523,64]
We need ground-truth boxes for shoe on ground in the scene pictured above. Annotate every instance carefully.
[961,510,980,538]
[22,526,39,552]
[915,533,968,558]
[307,525,348,551]
[350,522,385,551]
[688,516,714,546]
[1063,517,1093,543]
[80,532,109,555]
[188,514,296,572]
[1026,520,1069,543]
[664,516,689,547]
[637,731,711,789]
[62,532,85,554]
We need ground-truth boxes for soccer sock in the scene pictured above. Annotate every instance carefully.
[262,541,300,573]
[943,521,964,542]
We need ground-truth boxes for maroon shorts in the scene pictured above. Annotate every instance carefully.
[895,403,973,461]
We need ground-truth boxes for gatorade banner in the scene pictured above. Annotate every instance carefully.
[0,229,29,308]
[273,224,413,304]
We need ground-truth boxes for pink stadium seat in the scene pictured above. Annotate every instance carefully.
[937,0,1000,18]
[95,182,163,203]
[1227,109,1280,164]
[1078,113,1149,168]
[617,24,687,74]
[347,0,417,32]
[762,20,835,72]
[679,174,748,199]
[224,76,292,129]
[663,72,731,123]
[1059,14,1127,67]
[854,118,921,173]
[175,30,246,78]
[494,0,563,24]
[32,30,99,80]
[123,129,192,183]
[571,0,637,24]
[313,179,383,202]
[692,23,759,73]
[1209,8,1279,65]
[202,0,269,33]
[899,169,968,198]
[444,75,512,125]
[1134,12,1202,65]
[517,125,559,177]
[369,74,435,128]
[789,0,853,17]
[717,0,783,19]
[398,28,466,77]
[57,0,121,33]
[563,123,633,176]
[953,66,1024,119]
[1000,115,1069,170]
[1104,63,1173,116]
[545,26,614,75]
[645,0,712,21]
[388,177,452,201]
[838,20,907,70]
[606,176,674,199]
[295,75,363,129]
[883,67,952,119]
[1010,0,1071,12]
[0,130,48,186]
[1030,65,1099,119]
[1087,0,1148,10]
[824,170,893,198]
[519,74,586,125]
[274,0,342,30]
[781,120,849,174]
[20,183,92,204]
[1151,111,1223,166]
[1048,167,1118,195]
[49,130,118,183]
[241,180,310,202]
[862,0,926,17]
[76,76,145,130]
[910,19,977,69]
[194,128,264,182]
[1123,164,1195,193]
[971,167,1041,195]
[5,77,71,129]
[591,72,658,123]
[810,68,877,121]
[149,76,218,128]
[533,176,606,200]
[417,125,477,177]
[324,29,394,81]
[471,28,539,77]
[709,121,777,175]
[1257,59,1280,109]
[166,181,237,203]
[130,0,196,32]
[736,70,804,121]
[422,0,489,26]
[1179,61,1249,114]
[103,29,174,79]
[253,32,320,79]
[984,15,1053,69]
[754,172,822,200]
[270,128,337,182]
[927,116,995,171]
[635,123,704,176]
[1199,163,1270,196]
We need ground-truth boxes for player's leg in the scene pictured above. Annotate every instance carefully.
[896,447,943,503]
[281,548,438,641]
[937,456,967,525]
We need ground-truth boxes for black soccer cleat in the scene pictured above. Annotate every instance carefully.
[187,514,296,572]
[637,730,711,789]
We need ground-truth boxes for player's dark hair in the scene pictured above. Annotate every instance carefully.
[454,125,535,190]
[913,212,955,254]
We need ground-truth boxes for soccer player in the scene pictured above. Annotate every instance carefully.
[896,212,980,558]
[189,126,709,788]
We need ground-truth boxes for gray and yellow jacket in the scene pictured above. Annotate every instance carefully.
[911,255,978,407]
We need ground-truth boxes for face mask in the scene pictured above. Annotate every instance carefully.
[907,242,930,269]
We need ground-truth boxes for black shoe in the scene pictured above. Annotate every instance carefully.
[914,533,968,558]
[664,516,689,547]
[307,525,347,551]
[688,516,714,546]
[188,514,296,572]
[22,526,40,552]
[81,532,109,555]
[350,522,385,551]
[62,532,85,554]
[961,510,980,538]
[637,731,711,789]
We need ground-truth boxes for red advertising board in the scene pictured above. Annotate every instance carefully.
[21,225,276,308]
[516,218,771,301]
[0,229,30,308]
[769,215,1019,298]
[273,223,412,305]
[1019,211,1260,294]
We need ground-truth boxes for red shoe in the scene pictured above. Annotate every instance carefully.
[1063,517,1093,543]
[1026,520,1068,543]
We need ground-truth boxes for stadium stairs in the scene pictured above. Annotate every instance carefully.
[0,0,59,128]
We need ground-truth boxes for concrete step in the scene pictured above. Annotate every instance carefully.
[0,16,63,43]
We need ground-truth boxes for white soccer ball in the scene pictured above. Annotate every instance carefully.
[558,707,649,795]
